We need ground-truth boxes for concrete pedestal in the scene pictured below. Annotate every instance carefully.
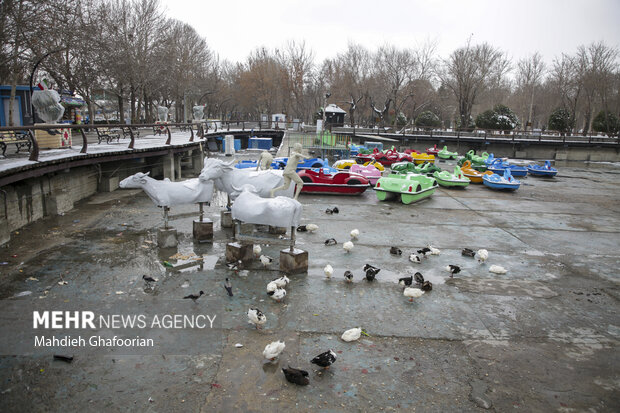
[99,176,119,192]
[193,219,213,242]
[226,242,253,262]
[157,227,178,248]
[280,248,308,274]
[221,210,233,228]
[269,226,287,235]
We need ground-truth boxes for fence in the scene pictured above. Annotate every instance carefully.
[286,131,352,160]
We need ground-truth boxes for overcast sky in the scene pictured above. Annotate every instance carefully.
[161,0,620,65]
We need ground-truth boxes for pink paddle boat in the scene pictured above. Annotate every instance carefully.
[350,163,382,186]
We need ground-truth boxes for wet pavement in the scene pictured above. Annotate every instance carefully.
[0,155,619,412]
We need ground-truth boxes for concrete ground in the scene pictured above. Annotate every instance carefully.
[0,153,619,412]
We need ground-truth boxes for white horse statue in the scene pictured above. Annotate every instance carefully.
[119,172,214,207]
[231,185,302,228]
[199,157,294,200]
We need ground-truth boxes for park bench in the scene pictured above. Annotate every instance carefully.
[121,126,140,139]
[0,130,33,156]
[95,127,120,144]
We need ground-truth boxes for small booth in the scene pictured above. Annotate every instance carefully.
[325,104,346,127]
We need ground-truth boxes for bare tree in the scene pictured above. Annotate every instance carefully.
[515,52,546,129]
[438,42,510,130]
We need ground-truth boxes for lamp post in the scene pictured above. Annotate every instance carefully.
[29,48,67,123]
[322,92,331,135]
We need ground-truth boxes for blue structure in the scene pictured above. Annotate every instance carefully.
[0,85,32,126]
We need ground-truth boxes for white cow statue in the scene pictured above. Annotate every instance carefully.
[119,172,214,207]
[199,157,294,200]
[231,185,302,228]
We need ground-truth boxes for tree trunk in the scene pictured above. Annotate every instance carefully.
[130,88,136,124]
[117,90,124,124]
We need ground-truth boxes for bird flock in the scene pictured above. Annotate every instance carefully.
[139,204,509,388]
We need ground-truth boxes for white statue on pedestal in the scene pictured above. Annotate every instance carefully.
[257,151,273,171]
[270,143,308,199]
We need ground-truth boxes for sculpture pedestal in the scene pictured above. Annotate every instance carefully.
[221,210,233,228]
[225,242,253,262]
[157,227,178,248]
[269,226,287,235]
[193,219,213,242]
[280,248,308,274]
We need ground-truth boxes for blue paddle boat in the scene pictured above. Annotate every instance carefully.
[527,160,558,177]
[234,160,283,169]
[486,159,528,177]
[482,168,521,190]
[274,157,328,171]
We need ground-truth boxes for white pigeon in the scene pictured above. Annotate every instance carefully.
[253,244,262,257]
[247,308,267,329]
[476,249,489,263]
[409,254,421,264]
[343,241,354,253]
[260,255,273,267]
[272,275,290,288]
[429,245,441,255]
[266,281,278,295]
[350,229,360,240]
[324,264,334,279]
[489,265,507,274]
[263,340,286,360]
[271,288,287,302]
[341,327,362,342]
[306,224,319,233]
[403,287,425,302]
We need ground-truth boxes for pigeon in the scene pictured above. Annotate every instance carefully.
[344,270,353,282]
[324,238,337,246]
[325,207,339,214]
[332,207,339,214]
[341,327,362,342]
[461,248,476,257]
[296,225,307,232]
[409,254,421,263]
[271,288,286,302]
[263,340,286,360]
[417,247,432,258]
[142,275,157,287]
[247,308,266,329]
[350,229,359,239]
[272,275,290,288]
[489,265,507,274]
[476,249,489,263]
[282,366,309,385]
[223,278,233,296]
[429,245,441,255]
[260,255,274,267]
[390,246,402,255]
[324,264,334,279]
[253,244,262,257]
[311,349,337,368]
[445,265,461,277]
[399,275,413,286]
[404,287,424,302]
[306,224,319,233]
[183,291,204,302]
[343,241,354,253]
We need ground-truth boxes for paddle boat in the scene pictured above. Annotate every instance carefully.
[459,151,488,171]
[486,159,528,177]
[350,163,382,186]
[433,166,471,188]
[333,159,360,170]
[309,166,339,174]
[373,148,413,166]
[363,160,386,171]
[234,160,283,169]
[374,173,438,204]
[403,148,421,155]
[349,144,368,156]
[461,160,492,183]
[436,146,458,160]
[416,161,442,175]
[410,152,436,165]
[482,168,521,190]
[391,161,440,176]
[426,144,440,156]
[527,160,558,177]
[297,169,370,195]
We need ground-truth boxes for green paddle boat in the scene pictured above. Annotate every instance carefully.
[374,173,438,204]
[433,165,471,188]
[459,150,489,171]
[391,161,441,176]
[437,146,458,160]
